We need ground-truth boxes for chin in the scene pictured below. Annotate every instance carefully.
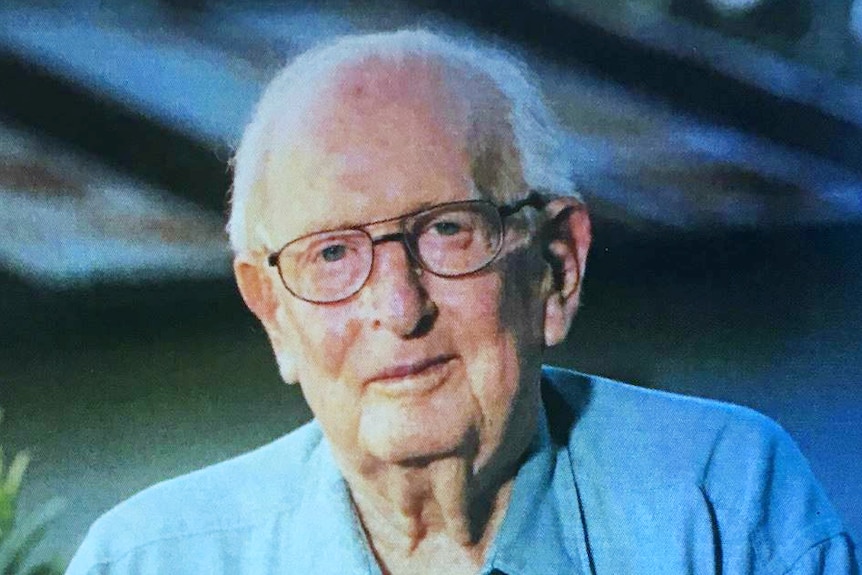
[357,371,482,463]
[359,409,476,465]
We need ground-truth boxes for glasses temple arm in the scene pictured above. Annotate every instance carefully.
[498,190,550,218]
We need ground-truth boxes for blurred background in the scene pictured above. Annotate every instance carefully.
[0,0,860,567]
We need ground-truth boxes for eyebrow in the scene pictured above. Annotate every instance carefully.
[273,182,500,252]
[286,198,454,244]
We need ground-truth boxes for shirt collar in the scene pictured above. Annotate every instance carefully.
[292,434,382,575]
[482,377,593,575]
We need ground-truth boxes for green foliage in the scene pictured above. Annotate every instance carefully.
[0,410,65,575]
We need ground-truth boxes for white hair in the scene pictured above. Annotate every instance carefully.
[227,29,578,254]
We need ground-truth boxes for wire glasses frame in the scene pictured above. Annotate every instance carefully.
[267,191,549,304]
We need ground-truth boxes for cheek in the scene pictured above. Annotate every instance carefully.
[432,271,536,391]
[500,250,548,344]
[278,301,363,380]
[279,302,366,452]
[431,271,542,465]
[433,258,545,349]
[432,276,504,351]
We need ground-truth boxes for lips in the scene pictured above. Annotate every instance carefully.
[364,354,456,396]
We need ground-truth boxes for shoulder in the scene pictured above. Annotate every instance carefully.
[541,366,853,573]
[542,365,794,483]
[67,420,325,572]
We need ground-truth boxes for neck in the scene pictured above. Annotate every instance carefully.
[335,428,533,574]
[349,455,517,574]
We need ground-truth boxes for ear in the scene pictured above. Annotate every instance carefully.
[234,258,279,323]
[234,258,300,384]
[541,199,591,347]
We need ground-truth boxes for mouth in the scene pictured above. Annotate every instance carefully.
[365,355,457,397]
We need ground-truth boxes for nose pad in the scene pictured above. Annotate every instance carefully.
[366,239,437,337]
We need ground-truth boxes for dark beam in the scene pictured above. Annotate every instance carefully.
[430,0,862,176]
[0,50,230,213]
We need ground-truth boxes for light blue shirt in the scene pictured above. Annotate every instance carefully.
[67,368,857,574]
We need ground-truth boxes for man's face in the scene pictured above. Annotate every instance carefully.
[259,61,549,473]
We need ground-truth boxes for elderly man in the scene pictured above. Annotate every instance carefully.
[68,30,855,574]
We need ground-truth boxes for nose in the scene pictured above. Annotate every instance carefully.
[364,237,437,338]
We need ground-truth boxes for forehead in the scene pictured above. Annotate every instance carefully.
[261,57,492,242]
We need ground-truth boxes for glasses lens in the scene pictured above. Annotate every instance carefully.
[278,230,372,302]
[411,203,503,276]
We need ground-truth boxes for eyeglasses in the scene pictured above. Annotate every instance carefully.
[267,191,549,304]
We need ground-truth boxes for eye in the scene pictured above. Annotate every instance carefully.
[431,220,463,236]
[320,243,348,262]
